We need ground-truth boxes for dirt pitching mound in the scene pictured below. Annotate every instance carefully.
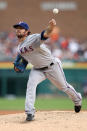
[0,111,87,131]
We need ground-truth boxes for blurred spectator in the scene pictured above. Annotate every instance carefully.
[83,49,87,59]
[61,39,69,50]
[83,80,87,97]
[68,38,79,54]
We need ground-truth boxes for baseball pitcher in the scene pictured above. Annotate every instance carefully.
[13,19,82,121]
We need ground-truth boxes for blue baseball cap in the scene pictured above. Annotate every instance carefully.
[13,22,29,30]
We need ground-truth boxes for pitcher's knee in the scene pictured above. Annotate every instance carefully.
[58,84,67,92]
[27,81,37,89]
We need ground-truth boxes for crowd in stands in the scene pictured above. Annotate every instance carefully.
[0,32,18,61]
[0,32,87,62]
[50,37,87,61]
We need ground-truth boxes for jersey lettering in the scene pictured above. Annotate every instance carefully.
[29,46,34,51]
[20,46,34,54]
[24,47,28,53]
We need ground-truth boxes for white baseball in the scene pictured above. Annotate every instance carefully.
[53,8,59,14]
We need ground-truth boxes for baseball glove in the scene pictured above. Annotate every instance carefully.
[14,54,28,73]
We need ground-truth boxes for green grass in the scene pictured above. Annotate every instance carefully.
[0,97,87,110]
[0,98,25,110]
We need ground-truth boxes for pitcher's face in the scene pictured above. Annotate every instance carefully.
[15,26,28,39]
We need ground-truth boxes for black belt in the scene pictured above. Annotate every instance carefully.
[34,62,54,70]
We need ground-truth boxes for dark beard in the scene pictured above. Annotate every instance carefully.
[17,34,24,39]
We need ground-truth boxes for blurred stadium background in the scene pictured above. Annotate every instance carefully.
[0,0,87,110]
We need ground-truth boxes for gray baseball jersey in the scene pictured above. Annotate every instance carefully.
[17,33,54,68]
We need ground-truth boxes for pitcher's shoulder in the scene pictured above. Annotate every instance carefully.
[27,33,40,39]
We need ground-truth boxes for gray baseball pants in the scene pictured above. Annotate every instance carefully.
[25,58,82,115]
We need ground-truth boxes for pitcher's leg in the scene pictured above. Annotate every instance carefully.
[46,60,82,112]
[64,83,82,106]
[25,69,46,117]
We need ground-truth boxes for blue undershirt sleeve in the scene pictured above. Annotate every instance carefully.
[41,30,48,40]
